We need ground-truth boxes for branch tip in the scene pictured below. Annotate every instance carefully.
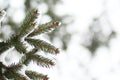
[55,48,60,54]
[53,21,61,26]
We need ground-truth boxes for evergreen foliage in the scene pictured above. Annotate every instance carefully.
[0,9,60,80]
[0,0,71,50]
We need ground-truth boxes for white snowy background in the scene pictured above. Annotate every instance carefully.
[1,0,120,80]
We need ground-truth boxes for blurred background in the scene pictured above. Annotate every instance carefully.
[1,0,120,80]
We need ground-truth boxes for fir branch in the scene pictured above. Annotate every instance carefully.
[23,9,39,25]
[4,63,27,80]
[17,9,39,38]
[21,51,55,67]
[18,22,36,38]
[27,21,61,37]
[25,70,49,80]
[7,63,23,72]
[0,8,61,80]
[30,54,55,68]
[25,38,60,54]
[4,70,27,80]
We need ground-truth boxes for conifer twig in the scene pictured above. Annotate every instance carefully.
[0,8,61,80]
[30,54,55,67]
[17,9,39,38]
[25,38,60,54]
[27,21,61,37]
[25,70,49,80]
